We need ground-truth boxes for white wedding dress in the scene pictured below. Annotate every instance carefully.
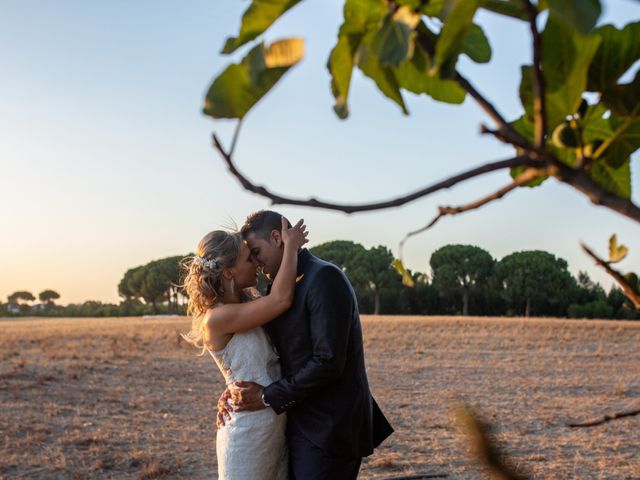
[208,327,288,480]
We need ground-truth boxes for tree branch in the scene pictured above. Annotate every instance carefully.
[567,408,640,428]
[214,125,640,225]
[523,0,547,147]
[550,164,640,224]
[580,243,640,309]
[213,132,536,213]
[401,168,544,248]
[481,125,640,223]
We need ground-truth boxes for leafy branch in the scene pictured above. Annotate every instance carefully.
[204,0,640,301]
[581,235,640,309]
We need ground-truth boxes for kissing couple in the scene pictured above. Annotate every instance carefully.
[182,210,393,479]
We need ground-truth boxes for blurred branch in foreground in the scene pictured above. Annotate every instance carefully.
[457,405,530,480]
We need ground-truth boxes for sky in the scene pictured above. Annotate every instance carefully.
[2,1,640,305]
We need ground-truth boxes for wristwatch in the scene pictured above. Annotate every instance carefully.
[261,391,270,407]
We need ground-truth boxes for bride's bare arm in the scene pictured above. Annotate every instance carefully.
[207,217,308,334]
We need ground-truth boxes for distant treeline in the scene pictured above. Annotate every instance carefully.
[2,241,636,319]
[311,242,636,320]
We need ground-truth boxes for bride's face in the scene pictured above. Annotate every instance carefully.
[230,244,259,289]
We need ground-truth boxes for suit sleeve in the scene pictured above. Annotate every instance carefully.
[263,266,352,414]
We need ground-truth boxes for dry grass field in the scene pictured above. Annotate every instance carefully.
[1,315,639,479]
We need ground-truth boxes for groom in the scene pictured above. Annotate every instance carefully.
[224,210,393,479]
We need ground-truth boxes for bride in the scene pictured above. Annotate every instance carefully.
[181,217,308,479]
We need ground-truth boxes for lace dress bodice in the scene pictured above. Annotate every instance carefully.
[208,327,281,388]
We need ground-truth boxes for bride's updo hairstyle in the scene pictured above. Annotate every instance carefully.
[181,230,242,351]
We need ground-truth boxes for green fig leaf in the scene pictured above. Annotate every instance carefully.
[395,43,466,104]
[545,0,601,33]
[221,0,302,54]
[601,70,640,118]
[590,157,631,199]
[431,0,482,77]
[462,23,491,64]
[541,15,601,130]
[204,39,304,119]
[480,0,528,20]
[358,32,409,115]
[587,22,640,92]
[328,34,362,119]
[328,0,388,118]
[519,16,600,132]
[372,6,420,68]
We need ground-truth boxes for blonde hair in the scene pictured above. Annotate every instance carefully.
[181,230,243,352]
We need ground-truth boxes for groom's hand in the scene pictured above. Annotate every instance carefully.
[216,388,232,429]
[231,381,267,411]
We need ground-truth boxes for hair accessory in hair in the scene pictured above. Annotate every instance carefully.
[194,255,219,270]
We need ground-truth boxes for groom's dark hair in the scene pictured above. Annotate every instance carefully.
[241,210,291,240]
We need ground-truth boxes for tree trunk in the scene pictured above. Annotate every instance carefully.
[463,288,469,316]
[373,288,381,315]
[525,297,531,317]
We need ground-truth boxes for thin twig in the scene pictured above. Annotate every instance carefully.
[523,0,547,147]
[213,132,536,213]
[567,408,640,428]
[400,168,543,252]
[455,72,509,130]
[580,243,640,309]
[229,119,243,157]
[456,73,535,150]
[480,124,548,158]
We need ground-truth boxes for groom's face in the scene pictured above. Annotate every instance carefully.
[245,231,284,279]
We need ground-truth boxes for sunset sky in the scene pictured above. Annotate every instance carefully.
[2,1,640,305]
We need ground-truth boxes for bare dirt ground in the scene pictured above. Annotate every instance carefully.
[1,315,638,480]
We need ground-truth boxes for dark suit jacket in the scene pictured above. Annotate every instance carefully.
[263,249,393,458]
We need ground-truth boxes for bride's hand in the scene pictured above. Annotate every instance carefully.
[281,217,309,250]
